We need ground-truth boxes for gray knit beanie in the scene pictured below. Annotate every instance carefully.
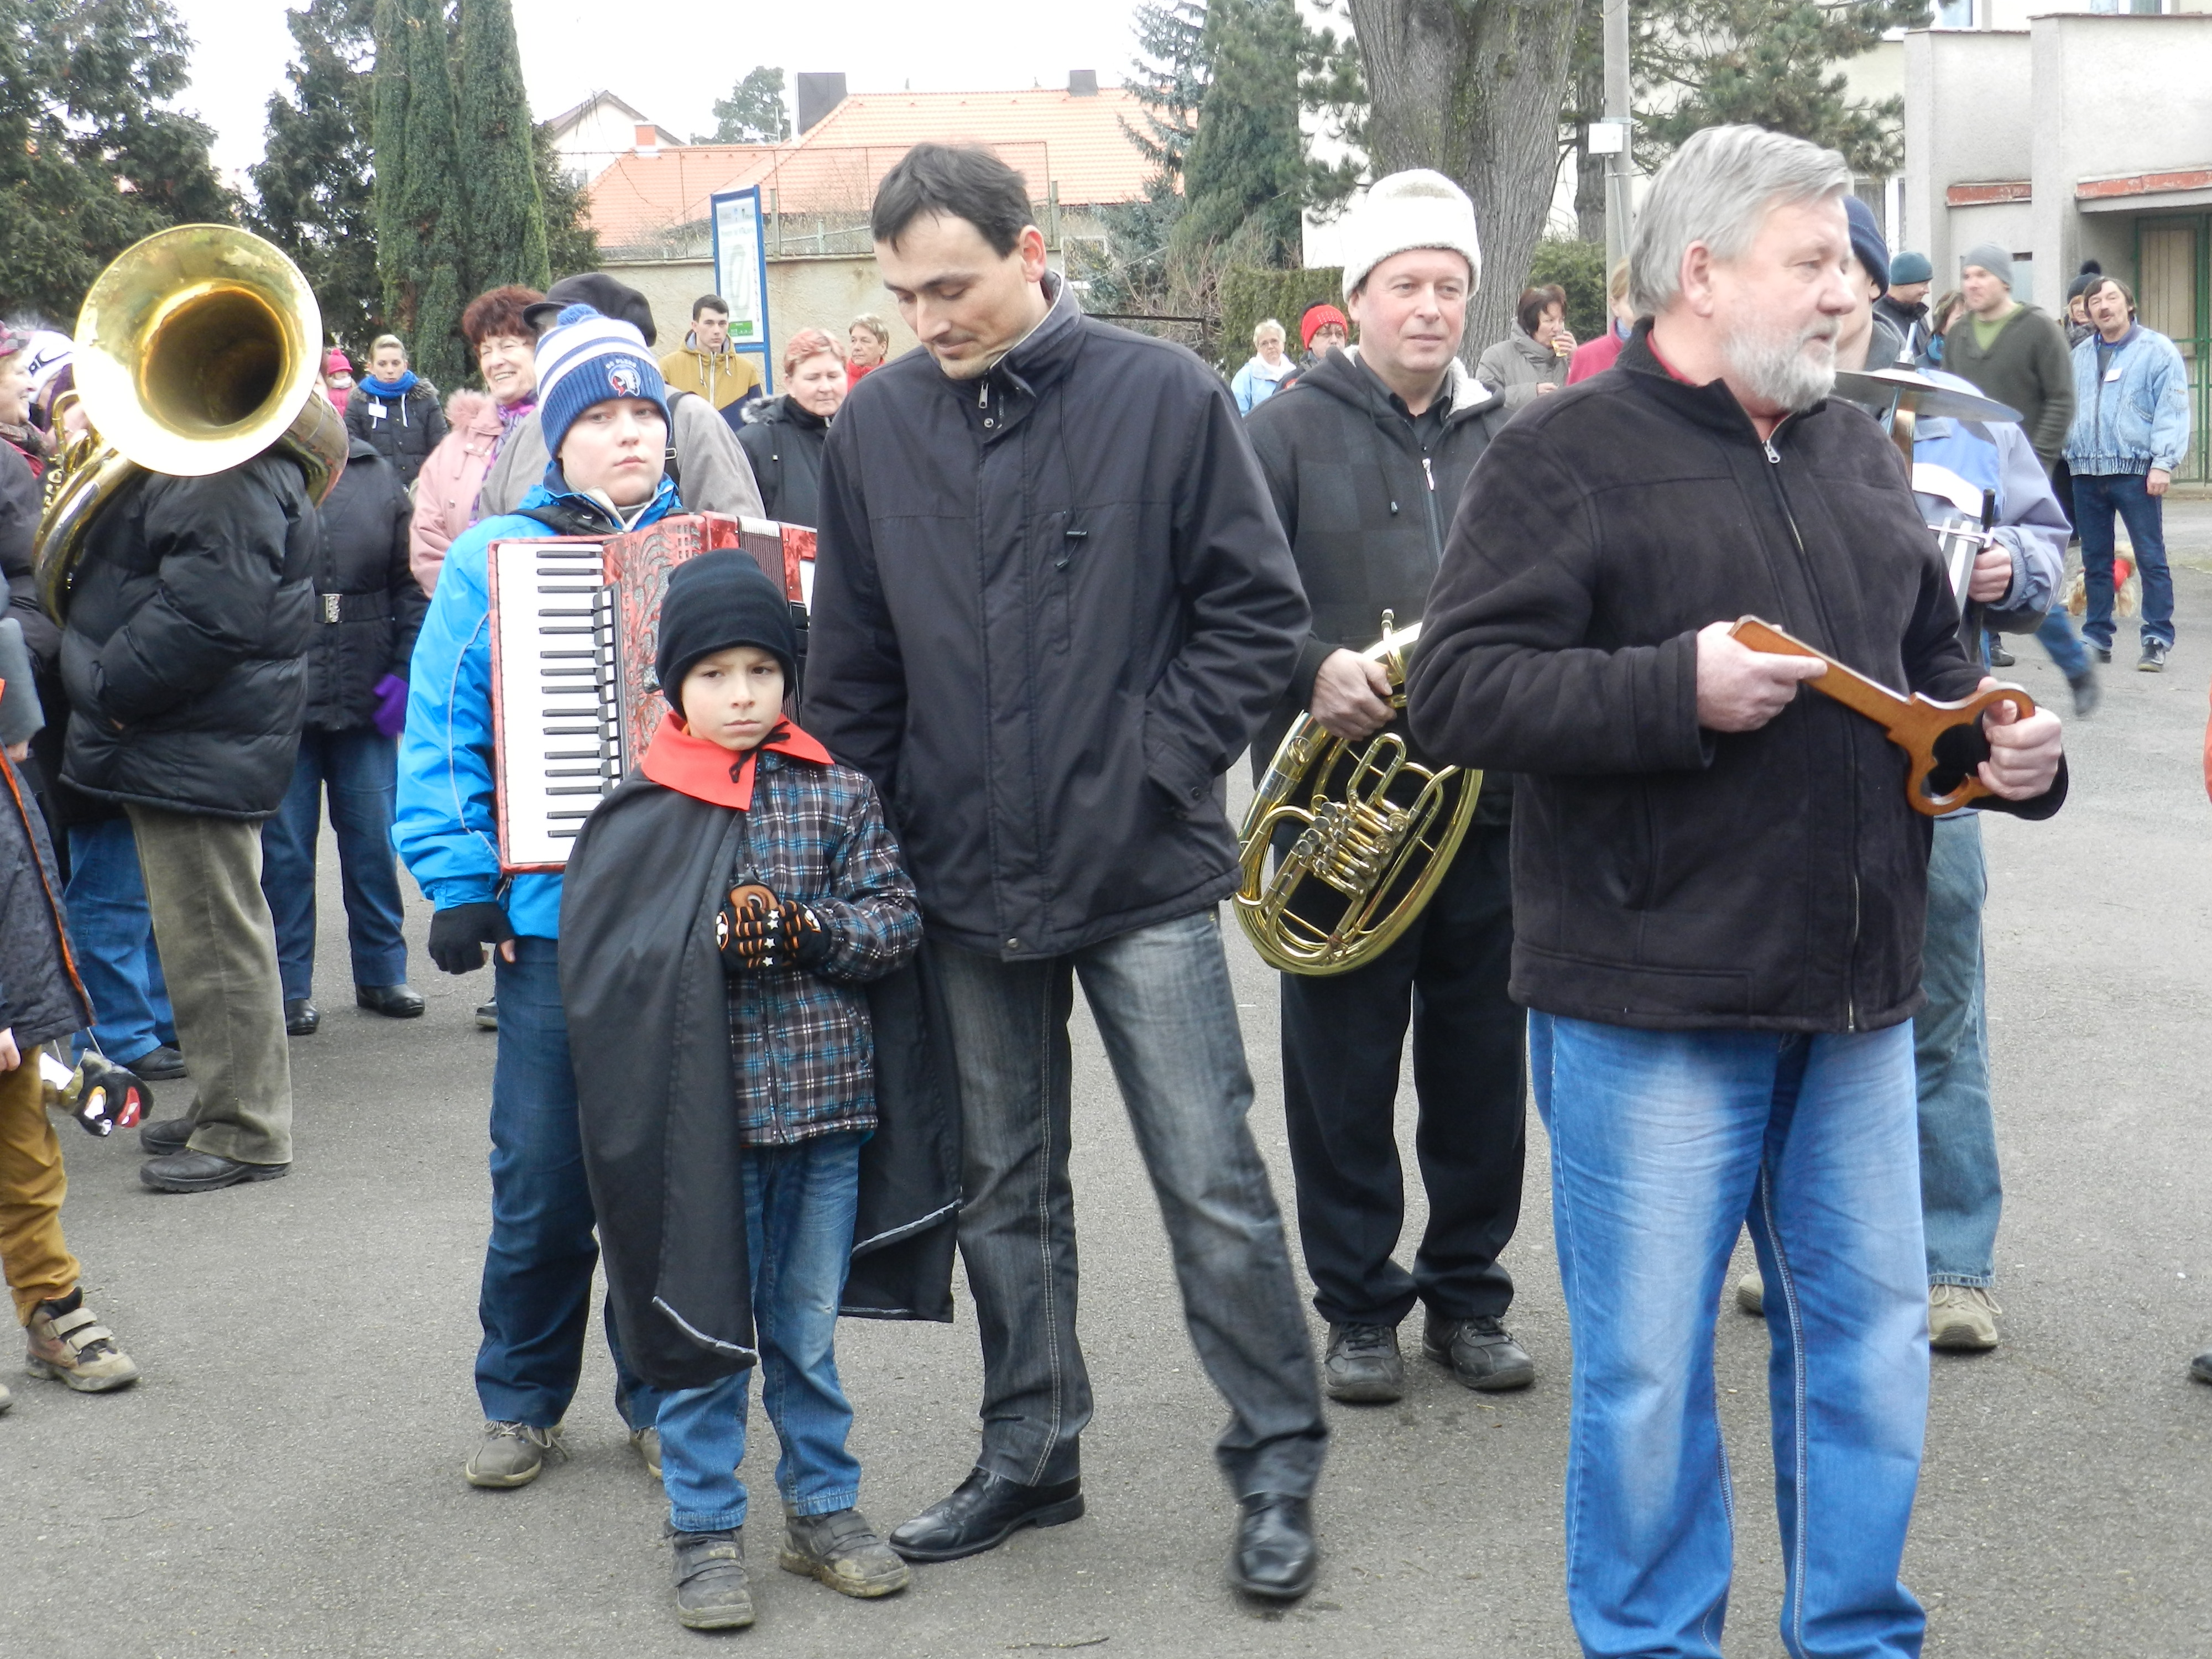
[1960,244,2013,291]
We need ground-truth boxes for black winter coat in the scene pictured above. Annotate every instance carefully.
[344,380,446,488]
[0,749,90,1051]
[60,453,317,820]
[304,438,427,730]
[807,277,1310,958]
[732,395,827,526]
[1243,348,1514,820]
[1406,326,2064,1034]
[559,776,961,1390]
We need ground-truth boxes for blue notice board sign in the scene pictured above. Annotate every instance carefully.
[709,186,774,392]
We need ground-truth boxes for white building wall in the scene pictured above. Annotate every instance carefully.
[1902,30,2035,295]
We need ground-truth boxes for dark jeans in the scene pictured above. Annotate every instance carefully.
[478,937,657,1430]
[1280,822,1526,1327]
[929,910,1327,1497]
[259,727,409,1001]
[2073,470,2174,649]
[63,818,175,1065]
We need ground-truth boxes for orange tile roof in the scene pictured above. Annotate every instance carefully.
[587,87,1151,249]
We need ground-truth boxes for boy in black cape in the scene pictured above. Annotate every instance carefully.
[560,551,932,1631]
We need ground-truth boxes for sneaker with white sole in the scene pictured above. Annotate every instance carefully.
[2139,639,2171,672]
[1928,1284,2000,1350]
[464,1420,566,1487]
[25,1290,140,1392]
[1735,1267,1765,1316]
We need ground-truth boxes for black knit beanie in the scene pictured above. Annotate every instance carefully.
[653,550,797,709]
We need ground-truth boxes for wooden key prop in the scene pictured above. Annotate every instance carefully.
[1728,617,2036,817]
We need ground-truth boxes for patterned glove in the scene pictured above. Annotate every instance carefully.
[717,886,831,972]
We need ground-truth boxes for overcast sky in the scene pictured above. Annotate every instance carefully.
[181,1,1146,177]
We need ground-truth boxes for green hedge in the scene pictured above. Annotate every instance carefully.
[1218,267,1345,370]
[1526,239,1609,345]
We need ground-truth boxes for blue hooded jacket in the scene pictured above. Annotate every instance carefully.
[395,473,681,938]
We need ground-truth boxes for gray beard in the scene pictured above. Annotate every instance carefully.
[1725,317,1839,412]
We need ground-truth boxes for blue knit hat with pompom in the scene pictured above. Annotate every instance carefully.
[534,303,671,463]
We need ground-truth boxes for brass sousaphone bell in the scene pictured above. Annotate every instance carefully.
[1234,613,1481,975]
[36,223,348,623]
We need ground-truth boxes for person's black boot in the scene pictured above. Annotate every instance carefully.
[129,1045,186,1080]
[2190,1348,2212,1385]
[1321,1321,1404,1404]
[1423,1312,1536,1392]
[138,1115,193,1157]
[284,999,320,1036]
[670,1527,753,1630]
[1230,1494,1316,1601]
[887,1468,1083,1563]
[356,983,426,1018]
[141,1151,290,1192]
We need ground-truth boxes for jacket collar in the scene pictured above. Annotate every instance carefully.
[1618,320,1827,444]
[521,472,682,532]
[1300,344,1495,429]
[640,713,832,810]
[981,270,1085,400]
[764,395,829,431]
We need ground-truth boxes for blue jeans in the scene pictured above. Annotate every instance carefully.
[478,937,658,1431]
[258,728,409,1000]
[2031,609,2093,681]
[1914,817,1998,1287]
[2072,470,2174,649]
[658,1131,864,1533]
[930,910,1326,1495]
[62,818,175,1065]
[1531,1013,1927,1659]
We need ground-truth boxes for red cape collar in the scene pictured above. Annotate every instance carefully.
[639,714,832,810]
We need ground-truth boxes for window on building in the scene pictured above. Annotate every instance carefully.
[1935,0,1973,26]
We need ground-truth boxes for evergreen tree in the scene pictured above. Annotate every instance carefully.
[1636,0,1929,174]
[455,0,549,291]
[1178,0,1306,265]
[250,0,380,346]
[0,0,235,321]
[696,67,789,145]
[534,119,599,280]
[369,0,410,283]
[385,0,469,388]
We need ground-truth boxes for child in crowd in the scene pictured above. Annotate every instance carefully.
[560,551,922,1630]
[0,718,139,1414]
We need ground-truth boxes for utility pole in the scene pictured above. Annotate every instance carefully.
[1601,0,1634,273]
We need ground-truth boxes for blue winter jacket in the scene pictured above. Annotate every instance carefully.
[2064,324,2192,476]
[394,474,681,939]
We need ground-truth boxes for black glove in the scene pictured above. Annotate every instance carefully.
[427,901,515,974]
[717,886,831,972]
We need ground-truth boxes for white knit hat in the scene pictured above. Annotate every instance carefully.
[1339,170,1483,299]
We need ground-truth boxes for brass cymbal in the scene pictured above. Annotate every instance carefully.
[1835,367,2021,427]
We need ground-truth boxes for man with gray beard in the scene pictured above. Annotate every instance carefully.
[1406,126,2067,1657]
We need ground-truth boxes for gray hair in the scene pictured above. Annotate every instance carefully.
[1628,125,1851,319]
[1253,317,1286,347]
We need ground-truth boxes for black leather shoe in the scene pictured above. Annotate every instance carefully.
[474,999,499,1031]
[129,1045,186,1081]
[138,1116,193,1157]
[1230,1494,1316,1601]
[1322,1321,1404,1404]
[141,1150,290,1192]
[887,1468,1083,1563]
[356,982,426,1018]
[2192,1348,2212,1385]
[284,999,320,1036]
[1423,1312,1535,1392]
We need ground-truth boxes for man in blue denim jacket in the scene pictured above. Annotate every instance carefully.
[2064,273,2193,671]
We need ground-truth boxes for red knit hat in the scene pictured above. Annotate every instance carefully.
[1300,304,1348,352]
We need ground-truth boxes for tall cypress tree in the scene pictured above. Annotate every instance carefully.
[369,0,410,316]
[455,0,549,291]
[389,0,469,388]
[250,0,380,345]
[1178,0,1307,265]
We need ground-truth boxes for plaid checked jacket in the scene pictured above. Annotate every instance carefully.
[723,748,921,1145]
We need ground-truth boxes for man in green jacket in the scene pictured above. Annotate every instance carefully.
[1941,244,2075,470]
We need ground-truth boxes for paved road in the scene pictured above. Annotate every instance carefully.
[8,561,2212,1658]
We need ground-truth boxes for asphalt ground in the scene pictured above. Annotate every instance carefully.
[7,542,2212,1658]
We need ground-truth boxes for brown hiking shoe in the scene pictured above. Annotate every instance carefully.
[463,1420,566,1488]
[780,1507,911,1598]
[25,1292,140,1393]
[1929,1285,2000,1351]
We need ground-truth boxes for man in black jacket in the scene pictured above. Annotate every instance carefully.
[61,448,317,1192]
[1244,169,1533,1408]
[807,144,1327,1600]
[1406,126,2065,1655]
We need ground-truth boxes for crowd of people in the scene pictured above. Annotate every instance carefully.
[0,117,2201,1654]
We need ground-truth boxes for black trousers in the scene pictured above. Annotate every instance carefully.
[1279,821,1526,1327]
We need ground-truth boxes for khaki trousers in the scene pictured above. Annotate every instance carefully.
[127,804,293,1165]
[0,1057,80,1324]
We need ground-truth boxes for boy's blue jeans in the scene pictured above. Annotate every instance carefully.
[259,728,410,1001]
[478,938,658,1431]
[1914,817,1999,1287]
[2072,470,2174,649]
[658,1130,864,1533]
[64,818,175,1065]
[1530,1012,1928,1659]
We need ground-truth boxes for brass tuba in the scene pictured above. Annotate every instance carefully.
[36,223,348,623]
[1233,613,1481,975]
